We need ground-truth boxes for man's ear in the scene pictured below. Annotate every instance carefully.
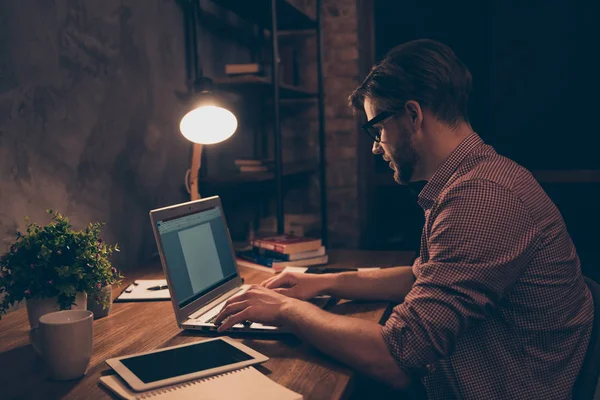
[404,100,423,130]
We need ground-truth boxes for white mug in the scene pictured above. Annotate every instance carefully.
[38,310,94,380]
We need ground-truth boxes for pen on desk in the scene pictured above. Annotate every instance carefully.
[147,285,168,291]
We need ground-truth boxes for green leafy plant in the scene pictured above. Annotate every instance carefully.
[0,210,123,318]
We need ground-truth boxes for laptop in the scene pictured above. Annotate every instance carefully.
[149,196,330,333]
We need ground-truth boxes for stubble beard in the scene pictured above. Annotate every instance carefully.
[390,132,419,185]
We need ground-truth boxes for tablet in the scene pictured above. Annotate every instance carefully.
[105,337,268,392]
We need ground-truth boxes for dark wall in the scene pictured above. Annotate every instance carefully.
[374,0,490,144]
[373,0,600,279]
[486,0,599,170]
[0,0,250,269]
[375,0,600,167]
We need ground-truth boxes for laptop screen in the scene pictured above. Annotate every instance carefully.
[156,206,238,308]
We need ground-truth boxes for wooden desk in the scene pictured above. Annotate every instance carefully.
[0,250,415,400]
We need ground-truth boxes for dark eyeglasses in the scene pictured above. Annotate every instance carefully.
[361,111,396,143]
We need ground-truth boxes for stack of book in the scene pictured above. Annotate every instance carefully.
[236,235,327,274]
[234,159,273,173]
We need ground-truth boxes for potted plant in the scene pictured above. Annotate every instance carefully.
[0,209,122,329]
[83,221,123,319]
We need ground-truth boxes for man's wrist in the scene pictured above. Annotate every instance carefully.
[280,298,307,326]
[319,273,338,297]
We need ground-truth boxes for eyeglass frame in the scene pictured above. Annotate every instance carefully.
[361,110,398,143]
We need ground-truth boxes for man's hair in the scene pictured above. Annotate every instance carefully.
[349,39,472,126]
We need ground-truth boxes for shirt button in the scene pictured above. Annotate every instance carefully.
[426,364,437,373]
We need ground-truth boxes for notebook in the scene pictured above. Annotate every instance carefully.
[99,366,303,400]
[114,280,170,302]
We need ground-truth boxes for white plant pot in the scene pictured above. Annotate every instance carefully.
[87,285,112,319]
[26,292,87,331]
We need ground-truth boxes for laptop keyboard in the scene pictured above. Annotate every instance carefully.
[203,314,256,328]
[201,297,332,326]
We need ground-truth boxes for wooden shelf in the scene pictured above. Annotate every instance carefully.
[212,0,316,31]
[214,75,317,99]
[200,161,318,185]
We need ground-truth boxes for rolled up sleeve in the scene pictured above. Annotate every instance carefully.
[381,179,541,368]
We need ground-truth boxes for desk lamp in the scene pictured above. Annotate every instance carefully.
[181,79,237,201]
[178,0,237,201]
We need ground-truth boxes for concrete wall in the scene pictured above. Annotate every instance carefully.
[0,0,364,278]
[287,0,361,248]
[0,0,250,269]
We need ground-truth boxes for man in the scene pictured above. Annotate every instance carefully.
[215,39,593,399]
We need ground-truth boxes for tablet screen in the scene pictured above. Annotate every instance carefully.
[120,339,254,383]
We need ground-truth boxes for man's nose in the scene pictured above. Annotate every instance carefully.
[372,140,383,155]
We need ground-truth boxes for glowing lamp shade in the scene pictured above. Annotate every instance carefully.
[179,105,237,145]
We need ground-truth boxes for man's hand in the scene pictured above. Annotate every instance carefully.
[260,272,333,300]
[263,266,415,303]
[214,283,411,389]
[214,285,303,332]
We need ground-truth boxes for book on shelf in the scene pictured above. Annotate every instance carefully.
[251,234,322,254]
[225,63,264,75]
[238,165,270,173]
[234,159,274,173]
[261,246,326,261]
[234,158,274,167]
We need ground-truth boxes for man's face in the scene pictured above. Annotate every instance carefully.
[364,98,420,184]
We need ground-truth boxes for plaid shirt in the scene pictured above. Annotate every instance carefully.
[381,133,594,399]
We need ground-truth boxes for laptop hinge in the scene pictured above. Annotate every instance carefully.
[187,286,245,321]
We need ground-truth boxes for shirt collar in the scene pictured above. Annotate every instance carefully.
[417,132,483,210]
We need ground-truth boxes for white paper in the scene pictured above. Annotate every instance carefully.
[116,279,170,301]
[280,266,309,274]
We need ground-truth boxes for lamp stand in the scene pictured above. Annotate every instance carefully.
[185,143,203,200]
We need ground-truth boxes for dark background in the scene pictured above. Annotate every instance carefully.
[1,0,597,282]
[367,0,600,281]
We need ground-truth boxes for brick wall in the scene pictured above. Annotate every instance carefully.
[0,0,251,269]
[322,0,360,248]
[286,0,361,248]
